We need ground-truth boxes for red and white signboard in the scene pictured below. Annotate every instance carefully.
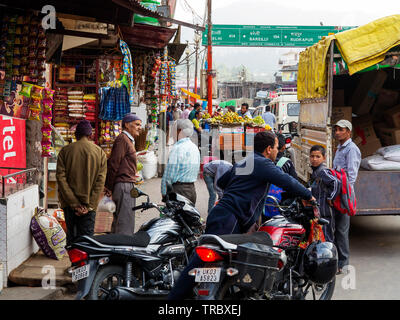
[0,116,26,184]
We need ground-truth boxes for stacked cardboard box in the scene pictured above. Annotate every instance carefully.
[332,106,352,124]
[352,115,382,157]
[371,89,399,121]
[350,70,387,116]
[94,212,114,233]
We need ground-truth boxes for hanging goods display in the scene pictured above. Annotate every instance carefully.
[41,87,55,157]
[119,40,135,106]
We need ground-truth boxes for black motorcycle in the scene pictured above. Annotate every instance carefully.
[191,197,338,300]
[67,187,204,300]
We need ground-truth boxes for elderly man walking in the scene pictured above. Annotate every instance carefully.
[333,119,361,274]
[161,119,200,204]
[104,113,142,236]
[56,120,107,245]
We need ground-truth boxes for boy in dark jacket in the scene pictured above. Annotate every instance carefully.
[309,145,340,242]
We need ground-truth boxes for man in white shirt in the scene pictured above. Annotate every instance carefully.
[262,105,276,129]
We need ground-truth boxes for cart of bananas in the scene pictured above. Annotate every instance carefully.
[203,112,272,130]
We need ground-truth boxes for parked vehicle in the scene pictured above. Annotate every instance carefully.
[293,32,400,215]
[269,88,300,133]
[191,196,337,300]
[67,187,204,300]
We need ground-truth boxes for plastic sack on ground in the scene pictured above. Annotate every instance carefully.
[137,150,158,180]
[376,145,400,162]
[361,154,400,171]
[97,195,116,213]
[30,207,67,260]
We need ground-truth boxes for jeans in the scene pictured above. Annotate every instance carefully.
[203,174,216,213]
[64,207,96,246]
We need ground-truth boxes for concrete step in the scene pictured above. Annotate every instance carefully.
[8,251,72,287]
[0,286,67,300]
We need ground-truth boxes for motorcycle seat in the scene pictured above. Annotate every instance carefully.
[200,232,273,247]
[91,231,150,247]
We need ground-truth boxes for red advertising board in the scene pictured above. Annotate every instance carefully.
[0,116,26,184]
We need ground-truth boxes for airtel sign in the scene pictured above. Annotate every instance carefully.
[0,115,26,173]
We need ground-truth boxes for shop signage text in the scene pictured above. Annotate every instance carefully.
[202,25,355,47]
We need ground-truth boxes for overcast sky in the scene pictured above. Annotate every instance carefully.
[173,0,399,82]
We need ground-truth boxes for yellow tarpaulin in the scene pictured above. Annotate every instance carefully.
[180,88,206,101]
[298,14,400,101]
[297,35,334,101]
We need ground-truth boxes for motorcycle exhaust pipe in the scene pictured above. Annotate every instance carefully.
[108,287,169,301]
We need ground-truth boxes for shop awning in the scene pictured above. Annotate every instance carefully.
[119,24,177,49]
[219,100,237,108]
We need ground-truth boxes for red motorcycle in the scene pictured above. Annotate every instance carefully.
[190,196,338,300]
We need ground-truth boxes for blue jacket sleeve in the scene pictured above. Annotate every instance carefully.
[260,159,312,200]
[320,169,340,201]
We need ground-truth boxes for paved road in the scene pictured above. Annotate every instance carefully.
[61,177,400,300]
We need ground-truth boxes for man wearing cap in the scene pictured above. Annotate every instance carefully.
[333,119,361,274]
[56,120,107,245]
[105,114,142,236]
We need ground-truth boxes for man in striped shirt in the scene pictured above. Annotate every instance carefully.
[161,119,200,204]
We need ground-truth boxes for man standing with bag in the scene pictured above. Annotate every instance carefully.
[332,119,361,274]
[104,114,142,236]
[56,120,107,246]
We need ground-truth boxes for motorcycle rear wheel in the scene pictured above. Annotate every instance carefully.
[301,277,336,300]
[87,265,126,300]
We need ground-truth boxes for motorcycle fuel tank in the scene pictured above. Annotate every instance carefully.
[144,217,182,245]
[259,215,305,247]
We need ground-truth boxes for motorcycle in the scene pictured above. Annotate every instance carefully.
[277,121,298,161]
[190,196,338,300]
[67,187,204,300]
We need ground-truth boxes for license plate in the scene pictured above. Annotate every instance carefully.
[195,268,221,283]
[71,265,90,282]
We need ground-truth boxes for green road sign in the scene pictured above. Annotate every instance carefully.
[202,25,356,47]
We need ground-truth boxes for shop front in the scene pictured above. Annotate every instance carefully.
[0,1,181,288]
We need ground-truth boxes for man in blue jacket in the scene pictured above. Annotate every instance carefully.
[168,130,315,299]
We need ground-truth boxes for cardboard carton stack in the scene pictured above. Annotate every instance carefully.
[336,70,400,159]
[352,115,382,157]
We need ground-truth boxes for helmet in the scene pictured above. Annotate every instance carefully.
[303,241,338,285]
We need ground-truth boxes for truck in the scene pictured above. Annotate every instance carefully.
[292,17,400,216]
[268,88,300,133]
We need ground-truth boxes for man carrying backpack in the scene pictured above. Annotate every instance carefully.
[332,119,361,274]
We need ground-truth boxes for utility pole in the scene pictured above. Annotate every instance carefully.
[207,0,213,115]
[185,41,190,104]
[194,32,200,95]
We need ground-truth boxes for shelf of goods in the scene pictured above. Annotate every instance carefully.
[51,55,125,157]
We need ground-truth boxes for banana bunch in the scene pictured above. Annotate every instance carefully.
[252,116,265,126]
[202,113,211,119]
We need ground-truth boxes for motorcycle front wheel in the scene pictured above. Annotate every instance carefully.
[87,265,126,300]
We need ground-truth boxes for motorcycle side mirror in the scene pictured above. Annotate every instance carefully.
[130,187,148,199]
[267,195,280,207]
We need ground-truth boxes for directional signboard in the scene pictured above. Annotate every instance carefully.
[202,25,355,47]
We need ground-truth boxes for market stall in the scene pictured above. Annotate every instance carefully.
[201,110,272,161]
[0,8,52,289]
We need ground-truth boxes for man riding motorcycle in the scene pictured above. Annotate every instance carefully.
[168,131,316,300]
